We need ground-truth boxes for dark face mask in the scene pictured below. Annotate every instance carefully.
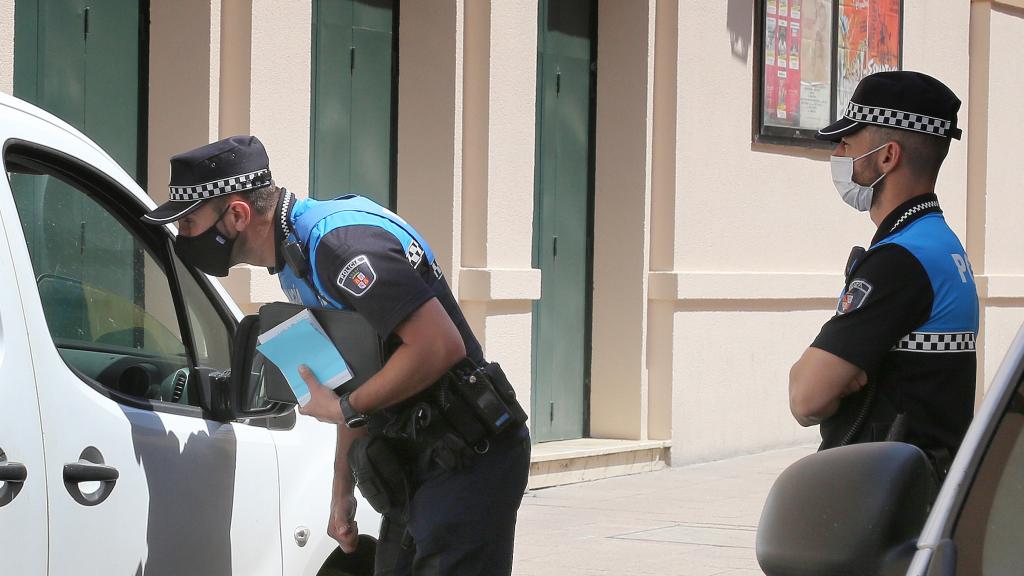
[174,205,236,277]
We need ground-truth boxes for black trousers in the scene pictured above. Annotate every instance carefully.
[373,424,531,576]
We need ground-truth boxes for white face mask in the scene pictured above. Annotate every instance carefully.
[830,142,889,212]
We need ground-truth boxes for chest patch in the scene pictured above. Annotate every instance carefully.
[838,279,872,314]
[337,255,377,297]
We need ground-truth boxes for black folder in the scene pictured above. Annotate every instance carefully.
[258,302,384,405]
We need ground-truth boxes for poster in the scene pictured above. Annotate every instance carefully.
[764,0,832,130]
[797,0,832,129]
[837,0,901,118]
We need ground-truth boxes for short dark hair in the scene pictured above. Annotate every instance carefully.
[868,127,951,182]
[214,182,281,215]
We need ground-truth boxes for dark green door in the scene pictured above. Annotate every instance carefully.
[12,0,146,307]
[14,0,144,180]
[310,0,396,208]
[532,0,595,442]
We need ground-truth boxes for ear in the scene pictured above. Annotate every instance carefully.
[879,140,902,173]
[224,200,253,231]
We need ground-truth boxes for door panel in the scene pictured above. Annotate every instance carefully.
[350,26,394,200]
[14,0,142,178]
[311,0,395,208]
[82,0,142,180]
[3,141,283,575]
[311,0,355,202]
[532,0,594,442]
[0,188,47,576]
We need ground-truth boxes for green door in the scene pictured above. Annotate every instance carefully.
[12,0,146,308]
[310,0,396,208]
[532,0,596,442]
[14,0,144,180]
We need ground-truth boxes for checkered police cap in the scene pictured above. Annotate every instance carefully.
[142,135,273,224]
[817,71,963,142]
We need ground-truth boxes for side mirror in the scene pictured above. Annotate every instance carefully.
[756,442,937,576]
[231,313,295,419]
[195,314,294,421]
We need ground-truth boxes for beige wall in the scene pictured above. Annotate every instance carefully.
[0,1,13,95]
[6,0,1020,465]
[143,0,1015,463]
[590,0,657,440]
[147,0,221,202]
[397,0,461,280]
[665,0,977,463]
[457,0,539,410]
[972,1,1024,393]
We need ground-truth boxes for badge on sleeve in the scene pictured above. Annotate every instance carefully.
[337,255,377,297]
[838,279,872,314]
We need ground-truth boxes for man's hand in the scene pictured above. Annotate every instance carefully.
[296,365,343,424]
[328,492,359,553]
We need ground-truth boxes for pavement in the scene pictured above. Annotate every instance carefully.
[513,444,817,576]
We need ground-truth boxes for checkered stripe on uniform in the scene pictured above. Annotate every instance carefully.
[169,169,272,201]
[893,332,976,353]
[889,200,940,233]
[406,240,425,268]
[845,102,952,137]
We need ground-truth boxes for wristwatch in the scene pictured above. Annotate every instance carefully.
[339,392,368,429]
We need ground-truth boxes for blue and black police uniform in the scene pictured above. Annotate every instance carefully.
[811,193,978,477]
[273,192,531,576]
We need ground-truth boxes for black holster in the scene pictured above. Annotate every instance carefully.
[347,435,410,515]
[365,359,528,474]
[439,359,528,439]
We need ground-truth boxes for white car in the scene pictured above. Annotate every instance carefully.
[757,325,1024,574]
[0,93,379,575]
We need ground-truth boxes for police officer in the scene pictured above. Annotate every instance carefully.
[142,136,531,575]
[789,71,978,479]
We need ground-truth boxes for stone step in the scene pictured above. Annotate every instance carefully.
[528,438,671,490]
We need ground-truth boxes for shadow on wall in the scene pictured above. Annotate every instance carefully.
[727,0,754,61]
[121,408,238,576]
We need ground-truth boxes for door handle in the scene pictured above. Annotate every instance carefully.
[64,460,118,507]
[0,461,27,483]
[0,459,28,508]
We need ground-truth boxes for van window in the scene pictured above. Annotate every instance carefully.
[5,153,230,408]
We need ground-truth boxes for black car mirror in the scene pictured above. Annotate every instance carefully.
[194,314,294,421]
[756,442,938,576]
[231,313,295,419]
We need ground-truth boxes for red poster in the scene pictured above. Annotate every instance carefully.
[837,0,901,117]
[787,15,802,123]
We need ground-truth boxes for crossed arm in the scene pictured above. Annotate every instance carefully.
[789,346,867,427]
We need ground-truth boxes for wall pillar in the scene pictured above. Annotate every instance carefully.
[590,0,657,440]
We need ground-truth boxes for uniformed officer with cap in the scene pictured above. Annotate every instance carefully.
[143,135,531,575]
[789,71,979,479]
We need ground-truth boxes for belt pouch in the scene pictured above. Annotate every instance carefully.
[483,362,528,426]
[348,436,409,515]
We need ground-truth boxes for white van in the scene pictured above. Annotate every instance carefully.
[0,93,379,575]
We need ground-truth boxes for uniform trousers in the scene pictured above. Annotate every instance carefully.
[374,424,531,576]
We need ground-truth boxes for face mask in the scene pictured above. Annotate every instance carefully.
[174,205,236,277]
[830,142,889,212]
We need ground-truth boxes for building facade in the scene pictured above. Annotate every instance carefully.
[2,0,1022,487]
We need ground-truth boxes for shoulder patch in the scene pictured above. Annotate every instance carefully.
[838,279,873,314]
[337,255,377,297]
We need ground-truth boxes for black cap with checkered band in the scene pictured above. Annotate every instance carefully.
[142,135,273,224]
[816,71,962,142]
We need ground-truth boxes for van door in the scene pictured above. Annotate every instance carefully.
[0,194,47,576]
[2,141,284,575]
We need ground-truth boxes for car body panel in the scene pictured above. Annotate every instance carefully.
[0,92,377,575]
[0,186,48,576]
